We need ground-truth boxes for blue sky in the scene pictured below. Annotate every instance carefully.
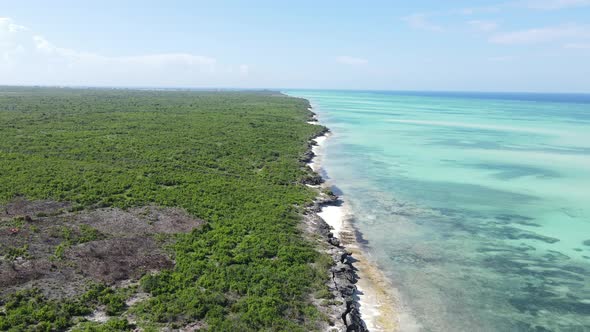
[1,0,589,92]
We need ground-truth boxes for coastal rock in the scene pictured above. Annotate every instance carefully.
[343,300,368,332]
[315,217,334,238]
[306,196,367,331]
[300,149,315,163]
[317,195,340,207]
[333,262,358,286]
[340,251,353,264]
[328,237,341,247]
[312,124,330,137]
[301,173,324,186]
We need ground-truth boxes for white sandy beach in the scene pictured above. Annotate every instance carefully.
[307,135,327,172]
[317,204,345,237]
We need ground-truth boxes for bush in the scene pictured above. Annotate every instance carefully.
[0,88,326,331]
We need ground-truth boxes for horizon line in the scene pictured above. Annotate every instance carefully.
[1,84,590,95]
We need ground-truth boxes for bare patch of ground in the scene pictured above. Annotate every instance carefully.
[66,237,174,283]
[1,198,72,217]
[0,199,204,300]
[78,205,203,237]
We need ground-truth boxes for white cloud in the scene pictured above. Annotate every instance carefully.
[468,20,499,32]
[490,24,590,44]
[0,17,27,32]
[0,17,248,87]
[522,0,590,10]
[336,56,368,65]
[402,14,443,32]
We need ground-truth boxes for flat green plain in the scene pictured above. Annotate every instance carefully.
[0,87,329,331]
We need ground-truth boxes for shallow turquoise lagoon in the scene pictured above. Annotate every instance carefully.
[286,90,590,332]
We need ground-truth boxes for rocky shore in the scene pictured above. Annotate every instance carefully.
[301,110,368,332]
[306,194,368,332]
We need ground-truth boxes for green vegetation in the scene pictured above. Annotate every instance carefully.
[0,289,92,331]
[79,284,131,317]
[0,87,328,331]
[0,286,132,331]
[72,318,134,332]
[4,244,30,260]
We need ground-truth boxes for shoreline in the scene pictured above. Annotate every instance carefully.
[330,206,400,332]
[303,105,400,332]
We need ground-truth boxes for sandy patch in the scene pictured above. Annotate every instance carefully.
[318,204,346,239]
[308,134,328,172]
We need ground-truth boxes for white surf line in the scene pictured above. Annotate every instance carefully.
[307,135,327,173]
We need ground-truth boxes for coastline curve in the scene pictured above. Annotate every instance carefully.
[302,103,404,332]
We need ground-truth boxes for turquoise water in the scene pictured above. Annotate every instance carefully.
[286,90,590,332]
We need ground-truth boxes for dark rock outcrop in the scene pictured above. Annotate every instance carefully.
[305,193,368,332]
[301,173,324,186]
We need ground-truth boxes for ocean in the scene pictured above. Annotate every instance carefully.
[285,90,590,332]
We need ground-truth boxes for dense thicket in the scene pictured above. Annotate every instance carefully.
[0,87,328,331]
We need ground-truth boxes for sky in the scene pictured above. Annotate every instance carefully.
[1,0,590,92]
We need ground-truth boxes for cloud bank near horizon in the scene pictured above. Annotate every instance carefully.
[0,17,249,87]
